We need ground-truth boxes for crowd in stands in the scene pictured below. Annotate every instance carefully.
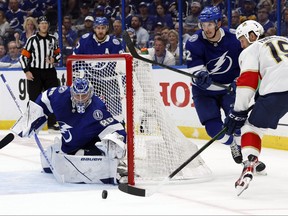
[0,0,286,67]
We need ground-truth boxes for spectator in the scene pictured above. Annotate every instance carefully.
[20,0,44,18]
[236,0,257,23]
[0,10,10,44]
[279,7,288,37]
[256,7,275,33]
[160,26,170,43]
[113,3,133,29]
[125,27,140,53]
[77,16,94,37]
[137,2,155,34]
[167,29,182,65]
[0,44,6,60]
[257,0,275,22]
[130,15,150,48]
[62,15,78,47]
[168,0,189,25]
[62,0,80,20]
[94,5,105,18]
[174,22,191,44]
[0,41,20,67]
[111,19,123,41]
[14,17,37,50]
[154,4,174,29]
[265,26,276,36]
[74,3,93,26]
[231,10,241,29]
[5,0,26,31]
[147,36,176,65]
[185,1,202,35]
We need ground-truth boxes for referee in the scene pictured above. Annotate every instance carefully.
[19,16,61,131]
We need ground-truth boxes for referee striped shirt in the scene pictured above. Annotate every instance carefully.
[20,33,61,72]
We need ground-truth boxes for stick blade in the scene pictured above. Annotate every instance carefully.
[118,183,147,197]
[0,133,15,149]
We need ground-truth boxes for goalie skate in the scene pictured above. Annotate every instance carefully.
[235,154,257,196]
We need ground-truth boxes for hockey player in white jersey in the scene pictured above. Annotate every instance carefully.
[12,77,127,184]
[224,20,288,196]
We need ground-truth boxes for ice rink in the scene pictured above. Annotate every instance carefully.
[1,130,288,215]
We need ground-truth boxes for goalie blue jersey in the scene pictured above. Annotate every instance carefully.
[73,33,124,55]
[185,28,242,86]
[35,86,126,154]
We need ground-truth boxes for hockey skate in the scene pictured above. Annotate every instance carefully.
[230,142,243,164]
[235,154,258,196]
[255,160,267,175]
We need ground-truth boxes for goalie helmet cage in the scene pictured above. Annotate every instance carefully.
[66,54,212,185]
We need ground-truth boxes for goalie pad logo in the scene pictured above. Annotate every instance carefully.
[93,110,103,120]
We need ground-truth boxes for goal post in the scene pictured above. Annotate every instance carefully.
[66,54,212,185]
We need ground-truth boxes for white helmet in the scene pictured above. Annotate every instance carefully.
[236,20,264,43]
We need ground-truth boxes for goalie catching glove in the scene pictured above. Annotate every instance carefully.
[224,109,248,135]
[11,101,47,137]
[95,132,126,159]
[192,70,212,90]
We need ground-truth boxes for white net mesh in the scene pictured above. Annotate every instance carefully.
[67,54,212,184]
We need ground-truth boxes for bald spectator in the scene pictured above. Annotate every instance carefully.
[111,20,122,41]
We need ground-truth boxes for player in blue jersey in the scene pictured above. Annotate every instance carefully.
[73,17,124,54]
[12,77,127,184]
[185,6,244,164]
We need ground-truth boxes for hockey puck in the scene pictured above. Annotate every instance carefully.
[102,190,108,199]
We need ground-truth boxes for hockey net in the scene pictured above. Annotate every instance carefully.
[66,54,212,185]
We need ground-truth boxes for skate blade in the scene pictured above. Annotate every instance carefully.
[236,178,251,196]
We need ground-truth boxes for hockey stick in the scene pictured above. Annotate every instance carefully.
[0,133,15,149]
[122,31,233,93]
[118,127,228,197]
[0,73,64,183]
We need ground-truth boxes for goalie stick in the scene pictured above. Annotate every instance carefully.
[0,133,14,149]
[118,127,228,197]
[122,31,233,93]
[0,73,64,183]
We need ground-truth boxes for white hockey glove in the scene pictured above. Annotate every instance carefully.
[11,101,47,137]
[96,133,126,159]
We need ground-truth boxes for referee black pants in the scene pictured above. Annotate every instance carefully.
[27,68,59,128]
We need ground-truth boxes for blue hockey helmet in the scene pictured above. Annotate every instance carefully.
[198,6,222,23]
[71,77,94,114]
[94,17,109,28]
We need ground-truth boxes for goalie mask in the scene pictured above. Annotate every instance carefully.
[71,78,93,114]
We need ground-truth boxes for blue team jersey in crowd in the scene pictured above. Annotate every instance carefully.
[35,86,126,153]
[73,33,124,55]
[185,28,242,85]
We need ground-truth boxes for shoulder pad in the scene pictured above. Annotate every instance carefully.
[113,38,120,45]
[188,34,198,43]
[82,33,90,39]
